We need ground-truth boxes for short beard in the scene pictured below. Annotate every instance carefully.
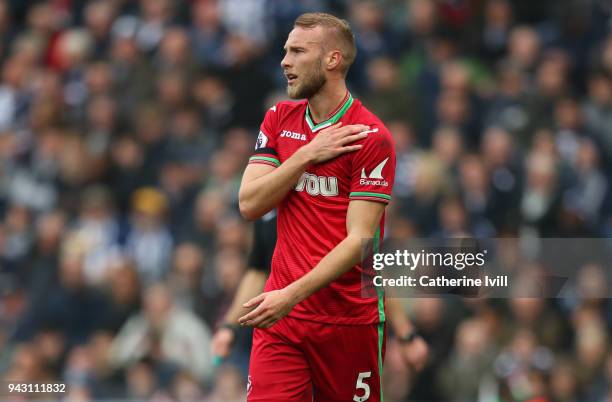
[287,59,326,99]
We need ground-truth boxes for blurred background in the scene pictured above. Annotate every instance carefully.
[0,0,610,401]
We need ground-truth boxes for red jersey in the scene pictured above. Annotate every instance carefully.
[248,93,396,325]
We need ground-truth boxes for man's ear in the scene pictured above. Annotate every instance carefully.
[325,49,343,71]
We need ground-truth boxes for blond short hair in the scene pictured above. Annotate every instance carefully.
[294,12,357,76]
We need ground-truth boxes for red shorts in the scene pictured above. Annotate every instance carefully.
[247,315,386,402]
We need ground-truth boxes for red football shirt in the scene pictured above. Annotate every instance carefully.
[248,93,396,325]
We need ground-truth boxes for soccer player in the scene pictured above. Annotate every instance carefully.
[238,12,397,401]
[211,212,428,373]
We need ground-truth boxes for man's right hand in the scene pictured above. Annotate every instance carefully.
[299,123,371,164]
[211,327,236,359]
[238,123,370,220]
[401,335,429,372]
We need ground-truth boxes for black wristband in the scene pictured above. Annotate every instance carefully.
[398,330,419,343]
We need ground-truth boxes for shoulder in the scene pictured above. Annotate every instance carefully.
[351,99,392,140]
[271,99,307,115]
[262,100,306,131]
[350,100,394,143]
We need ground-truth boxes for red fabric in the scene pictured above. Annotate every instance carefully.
[44,32,62,70]
[437,0,474,28]
[248,316,386,402]
[249,98,396,325]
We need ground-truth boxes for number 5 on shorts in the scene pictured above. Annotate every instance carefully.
[353,371,372,402]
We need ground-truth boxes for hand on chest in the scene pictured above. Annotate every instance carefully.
[277,127,353,199]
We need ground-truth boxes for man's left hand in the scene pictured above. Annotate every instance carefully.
[238,289,296,328]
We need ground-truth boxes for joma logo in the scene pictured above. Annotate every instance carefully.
[280,130,307,141]
[295,173,338,196]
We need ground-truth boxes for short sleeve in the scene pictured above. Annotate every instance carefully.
[249,105,280,168]
[349,126,396,204]
[247,211,277,273]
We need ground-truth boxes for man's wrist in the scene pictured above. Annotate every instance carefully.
[295,144,315,165]
[281,284,304,306]
[398,329,419,344]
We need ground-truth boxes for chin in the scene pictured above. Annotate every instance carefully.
[287,86,303,100]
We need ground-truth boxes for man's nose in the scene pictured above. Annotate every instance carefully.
[280,54,290,69]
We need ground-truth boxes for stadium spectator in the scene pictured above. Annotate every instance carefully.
[109,283,214,384]
[0,1,609,400]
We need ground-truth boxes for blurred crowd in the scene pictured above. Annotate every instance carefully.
[0,0,610,401]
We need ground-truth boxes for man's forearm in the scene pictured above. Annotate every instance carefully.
[284,234,363,305]
[386,298,415,337]
[239,148,311,220]
[239,123,370,220]
[223,270,267,324]
[284,199,385,306]
[284,250,415,337]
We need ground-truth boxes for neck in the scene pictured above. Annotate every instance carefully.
[307,79,348,123]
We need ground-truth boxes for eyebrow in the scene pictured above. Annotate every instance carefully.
[283,41,319,51]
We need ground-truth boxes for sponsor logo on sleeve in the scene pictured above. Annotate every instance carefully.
[360,157,389,186]
[255,131,268,149]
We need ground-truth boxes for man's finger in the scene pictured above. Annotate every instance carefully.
[331,125,369,138]
[238,304,265,324]
[336,125,370,137]
[337,145,363,154]
[243,293,266,308]
[246,312,270,328]
[320,122,342,134]
[340,132,368,145]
